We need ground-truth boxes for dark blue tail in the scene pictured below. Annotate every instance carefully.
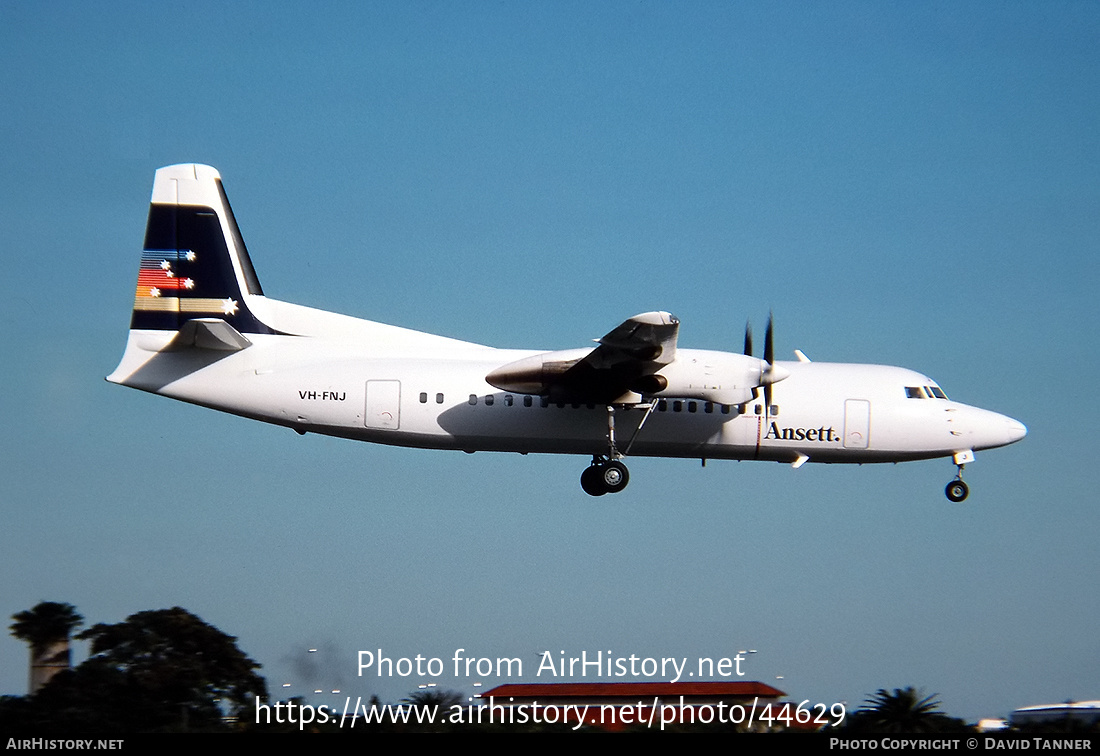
[130,164,273,334]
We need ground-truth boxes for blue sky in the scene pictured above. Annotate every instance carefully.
[2,1,1097,722]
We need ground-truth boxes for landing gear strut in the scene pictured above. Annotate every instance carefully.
[579,403,654,496]
[945,451,973,502]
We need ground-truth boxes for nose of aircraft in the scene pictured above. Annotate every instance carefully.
[1006,416,1027,444]
[962,407,1027,450]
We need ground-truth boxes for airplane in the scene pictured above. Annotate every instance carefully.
[108,164,1027,500]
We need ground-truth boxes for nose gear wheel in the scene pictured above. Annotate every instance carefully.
[945,463,969,502]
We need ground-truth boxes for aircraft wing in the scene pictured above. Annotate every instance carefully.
[486,311,679,403]
[588,311,679,366]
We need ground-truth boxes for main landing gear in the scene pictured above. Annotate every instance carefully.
[581,458,630,496]
[579,403,657,496]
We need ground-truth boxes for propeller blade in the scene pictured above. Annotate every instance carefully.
[748,313,787,420]
[764,313,774,422]
[764,313,774,367]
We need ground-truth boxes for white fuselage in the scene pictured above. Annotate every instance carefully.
[109,297,1025,467]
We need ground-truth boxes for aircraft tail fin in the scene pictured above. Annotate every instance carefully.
[129,164,273,334]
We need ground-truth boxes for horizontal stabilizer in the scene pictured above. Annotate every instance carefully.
[168,318,252,351]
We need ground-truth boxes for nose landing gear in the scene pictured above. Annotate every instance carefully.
[945,477,969,502]
[945,450,973,502]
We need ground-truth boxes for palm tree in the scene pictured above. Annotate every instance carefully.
[401,688,464,709]
[851,687,965,733]
[10,602,83,694]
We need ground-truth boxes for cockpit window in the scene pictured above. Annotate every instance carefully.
[927,386,947,400]
[905,386,925,399]
[907,385,948,399]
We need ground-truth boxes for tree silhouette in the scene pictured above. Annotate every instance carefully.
[9,602,83,694]
[7,606,266,733]
[401,688,464,708]
[846,687,969,733]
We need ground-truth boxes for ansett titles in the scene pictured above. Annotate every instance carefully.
[764,422,837,442]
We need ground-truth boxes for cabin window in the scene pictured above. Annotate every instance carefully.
[735,405,744,415]
[504,395,513,406]
[468,394,477,405]
[419,392,428,403]
[673,401,683,412]
[436,393,444,404]
[770,405,779,416]
[704,402,713,414]
[688,401,697,413]
[658,400,668,412]
[754,404,763,415]
[485,395,495,406]
[523,395,533,407]
[541,397,550,408]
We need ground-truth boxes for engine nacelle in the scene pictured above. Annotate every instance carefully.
[485,347,786,406]
[651,350,778,406]
[485,348,593,395]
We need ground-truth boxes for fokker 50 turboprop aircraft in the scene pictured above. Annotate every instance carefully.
[109,164,1026,499]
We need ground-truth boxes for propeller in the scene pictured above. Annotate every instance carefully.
[743,313,788,422]
[763,313,774,414]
